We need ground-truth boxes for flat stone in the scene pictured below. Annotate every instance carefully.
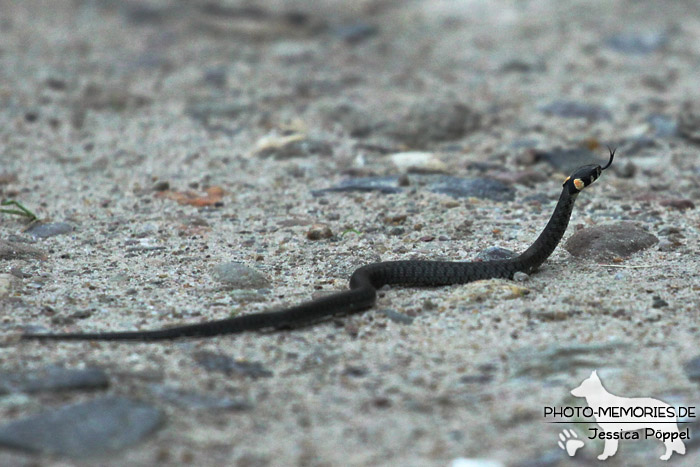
[564,222,659,261]
[25,222,74,239]
[0,396,163,457]
[475,246,516,261]
[210,262,270,289]
[429,176,515,201]
[312,176,403,195]
[0,366,109,395]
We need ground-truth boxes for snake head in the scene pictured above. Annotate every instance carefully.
[562,147,615,194]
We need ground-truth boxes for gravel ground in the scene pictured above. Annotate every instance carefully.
[1,1,700,466]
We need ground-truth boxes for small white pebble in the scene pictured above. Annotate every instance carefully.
[513,271,529,282]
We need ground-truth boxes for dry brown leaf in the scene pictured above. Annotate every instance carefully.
[156,186,225,206]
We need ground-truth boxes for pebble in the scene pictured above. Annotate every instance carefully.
[0,396,163,457]
[539,100,612,121]
[152,180,170,191]
[193,351,273,378]
[605,31,667,55]
[0,239,47,260]
[253,134,333,159]
[385,100,481,148]
[512,271,529,282]
[657,238,679,251]
[532,148,608,174]
[651,296,669,308]
[312,176,402,195]
[0,366,109,394]
[564,222,659,261]
[149,384,252,410]
[381,308,415,325]
[389,151,447,173]
[659,198,695,210]
[25,222,74,239]
[306,223,333,240]
[476,246,516,261]
[202,67,227,87]
[210,262,270,289]
[331,22,378,44]
[429,176,515,201]
[683,355,700,382]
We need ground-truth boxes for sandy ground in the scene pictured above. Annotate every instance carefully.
[1,0,700,466]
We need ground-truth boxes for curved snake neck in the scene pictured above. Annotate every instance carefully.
[21,186,581,341]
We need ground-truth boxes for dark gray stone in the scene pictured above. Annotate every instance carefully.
[683,356,700,382]
[429,176,515,201]
[26,222,74,239]
[312,176,403,195]
[193,351,273,378]
[0,366,109,395]
[0,396,164,458]
[476,246,517,261]
[564,222,659,261]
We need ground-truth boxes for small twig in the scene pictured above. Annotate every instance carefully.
[0,200,38,221]
[597,264,654,269]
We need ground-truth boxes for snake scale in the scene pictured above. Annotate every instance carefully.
[22,150,614,341]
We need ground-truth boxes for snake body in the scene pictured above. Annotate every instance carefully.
[22,151,614,341]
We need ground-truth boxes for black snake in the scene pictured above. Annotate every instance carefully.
[22,150,614,341]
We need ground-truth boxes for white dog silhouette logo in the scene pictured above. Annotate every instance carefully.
[570,370,687,460]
